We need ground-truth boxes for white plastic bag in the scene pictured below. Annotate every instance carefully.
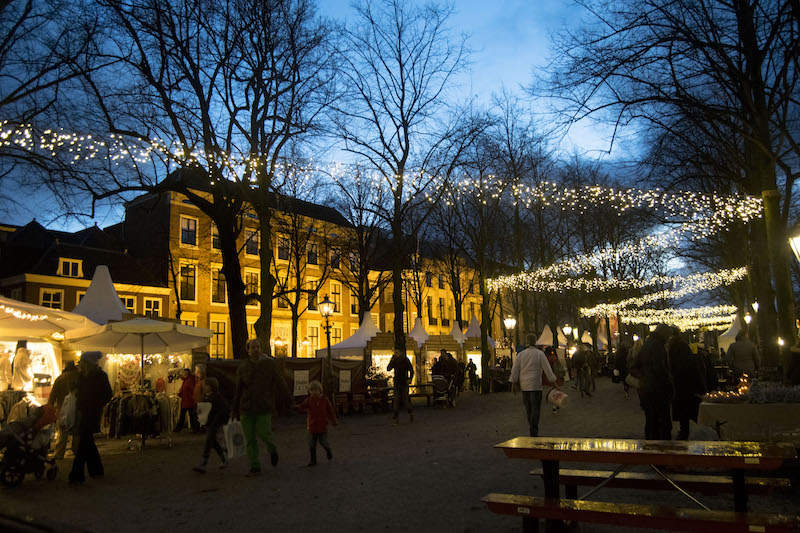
[196,402,212,426]
[57,393,78,434]
[224,419,247,459]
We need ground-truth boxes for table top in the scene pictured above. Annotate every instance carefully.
[496,436,797,470]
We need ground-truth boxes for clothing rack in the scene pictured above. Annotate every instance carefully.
[103,390,173,451]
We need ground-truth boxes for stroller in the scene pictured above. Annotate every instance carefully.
[0,404,59,488]
[431,375,458,407]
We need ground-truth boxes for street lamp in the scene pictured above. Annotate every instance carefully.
[633,334,640,342]
[744,314,752,325]
[503,317,516,358]
[789,223,800,265]
[752,302,759,313]
[563,324,573,337]
[319,295,335,398]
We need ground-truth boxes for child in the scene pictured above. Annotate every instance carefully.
[192,377,229,473]
[295,380,337,466]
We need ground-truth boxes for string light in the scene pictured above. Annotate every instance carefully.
[704,375,750,402]
[0,303,49,322]
[105,353,184,365]
[614,305,737,331]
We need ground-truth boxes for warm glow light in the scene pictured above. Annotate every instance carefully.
[752,302,759,313]
[503,317,517,330]
[778,337,785,346]
[301,337,309,346]
[563,325,573,337]
[319,295,335,318]
[633,334,639,342]
[744,314,752,324]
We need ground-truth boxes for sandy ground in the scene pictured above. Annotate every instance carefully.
[1,377,797,533]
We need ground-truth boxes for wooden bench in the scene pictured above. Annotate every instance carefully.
[529,468,790,499]
[482,493,800,533]
[409,384,433,406]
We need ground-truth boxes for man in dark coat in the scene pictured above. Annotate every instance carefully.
[69,351,112,485]
[48,361,80,459]
[630,324,674,440]
[669,329,706,440]
[388,349,414,425]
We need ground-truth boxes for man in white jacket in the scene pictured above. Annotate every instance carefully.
[510,334,560,437]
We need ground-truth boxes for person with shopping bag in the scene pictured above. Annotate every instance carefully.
[510,334,561,437]
[192,378,230,473]
[232,339,291,477]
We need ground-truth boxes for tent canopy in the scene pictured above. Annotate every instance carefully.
[536,325,553,346]
[581,331,593,344]
[71,265,129,325]
[66,317,213,354]
[449,321,467,344]
[556,327,568,348]
[314,314,382,359]
[408,317,429,346]
[464,316,495,348]
[718,315,743,352]
[0,295,95,341]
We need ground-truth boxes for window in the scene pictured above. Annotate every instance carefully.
[121,296,135,314]
[58,258,82,277]
[438,274,444,289]
[332,327,342,345]
[212,224,221,250]
[247,321,256,340]
[278,237,289,261]
[245,271,259,299]
[425,271,432,287]
[40,289,63,309]
[350,288,359,315]
[144,298,161,317]
[182,319,196,327]
[440,297,449,326]
[308,326,319,349]
[277,295,288,309]
[331,282,341,313]
[330,249,340,270]
[352,327,359,338]
[469,302,476,319]
[179,264,196,301]
[211,321,226,357]
[349,252,358,272]
[307,243,318,265]
[307,289,317,311]
[245,229,259,255]
[77,291,86,305]
[212,268,227,304]
[427,296,437,325]
[10,288,22,301]
[180,216,197,245]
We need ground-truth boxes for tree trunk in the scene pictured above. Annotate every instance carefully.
[479,261,492,394]
[750,219,779,369]
[219,224,248,359]
[291,307,299,359]
[392,236,407,354]
[255,211,276,351]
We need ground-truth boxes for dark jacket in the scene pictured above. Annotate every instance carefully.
[205,391,230,429]
[614,346,629,373]
[48,366,79,409]
[631,331,674,404]
[76,367,113,433]
[234,357,290,416]
[388,355,414,389]
[669,339,706,422]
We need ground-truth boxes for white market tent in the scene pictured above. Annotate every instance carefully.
[0,295,96,340]
[408,316,430,347]
[71,265,129,325]
[556,327,569,348]
[718,314,743,353]
[581,331,593,345]
[314,314,382,359]
[464,316,495,348]
[449,321,467,344]
[536,324,554,346]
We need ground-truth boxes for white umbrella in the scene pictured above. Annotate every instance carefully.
[66,317,213,387]
[0,295,96,340]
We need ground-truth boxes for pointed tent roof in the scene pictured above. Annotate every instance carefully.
[449,320,467,344]
[464,316,495,348]
[581,330,593,344]
[71,265,129,325]
[556,327,569,348]
[408,317,429,346]
[314,314,382,358]
[719,315,743,339]
[536,325,553,346]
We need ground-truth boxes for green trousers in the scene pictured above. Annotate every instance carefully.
[240,413,276,469]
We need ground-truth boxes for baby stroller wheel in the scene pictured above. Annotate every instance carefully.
[46,466,58,481]
[1,466,24,488]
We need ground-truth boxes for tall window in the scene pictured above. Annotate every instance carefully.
[277,295,288,309]
[10,288,22,301]
[332,327,342,345]
[425,271,432,287]
[179,264,196,301]
[212,224,221,250]
[308,326,319,349]
[278,237,289,260]
[331,282,341,312]
[469,302,476,319]
[440,297,449,326]
[350,288,359,315]
[144,298,160,317]
[307,289,317,311]
[438,274,444,289]
[212,269,227,303]
[427,296,436,325]
[180,217,197,245]
[307,243,318,265]
[40,289,63,309]
[121,296,135,314]
[330,249,340,270]
[211,321,226,357]
[245,272,259,298]
[349,252,358,272]
[245,230,259,255]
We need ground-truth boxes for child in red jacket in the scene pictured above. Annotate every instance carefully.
[295,380,337,466]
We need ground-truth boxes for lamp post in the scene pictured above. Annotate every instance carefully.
[319,295,335,399]
[563,324,572,337]
[503,317,516,360]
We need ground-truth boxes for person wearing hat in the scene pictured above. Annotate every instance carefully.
[630,324,674,440]
[68,351,112,485]
[48,361,80,459]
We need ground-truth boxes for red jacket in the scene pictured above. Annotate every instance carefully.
[297,395,337,434]
[178,374,196,408]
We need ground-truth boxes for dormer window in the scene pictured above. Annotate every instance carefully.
[59,258,83,278]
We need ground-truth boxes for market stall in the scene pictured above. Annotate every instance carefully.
[463,316,495,384]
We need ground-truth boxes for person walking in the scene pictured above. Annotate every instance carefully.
[614,344,631,399]
[175,368,198,432]
[510,334,559,437]
[726,331,760,378]
[233,339,291,477]
[48,361,80,459]
[542,346,565,414]
[295,380,337,466]
[192,377,229,473]
[466,360,478,391]
[571,344,591,397]
[630,324,674,440]
[387,349,414,425]
[68,351,112,485]
[669,330,706,440]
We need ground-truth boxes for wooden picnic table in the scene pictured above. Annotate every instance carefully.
[495,436,797,532]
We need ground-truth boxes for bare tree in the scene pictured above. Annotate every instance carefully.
[332,0,469,351]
